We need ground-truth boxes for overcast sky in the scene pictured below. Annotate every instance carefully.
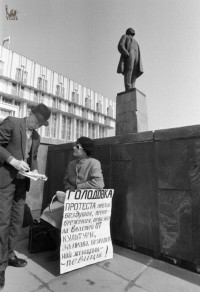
[1,0,200,131]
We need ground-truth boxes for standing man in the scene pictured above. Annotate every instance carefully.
[117,27,144,91]
[0,103,51,289]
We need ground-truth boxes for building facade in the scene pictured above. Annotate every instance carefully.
[0,44,116,145]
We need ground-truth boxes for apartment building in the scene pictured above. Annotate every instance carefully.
[0,44,116,145]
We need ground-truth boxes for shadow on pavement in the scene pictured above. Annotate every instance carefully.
[16,238,60,277]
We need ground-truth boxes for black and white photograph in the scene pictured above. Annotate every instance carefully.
[0,0,200,291]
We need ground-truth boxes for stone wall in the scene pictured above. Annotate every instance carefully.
[27,124,200,266]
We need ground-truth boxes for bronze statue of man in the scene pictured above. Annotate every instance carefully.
[117,28,144,91]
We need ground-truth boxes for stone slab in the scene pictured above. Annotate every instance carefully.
[3,266,44,292]
[158,189,193,261]
[94,131,153,145]
[110,142,160,252]
[116,111,148,135]
[4,239,200,292]
[47,264,128,292]
[116,90,147,114]
[116,89,148,136]
[154,124,200,141]
[97,245,152,281]
[134,259,200,292]
[155,140,190,189]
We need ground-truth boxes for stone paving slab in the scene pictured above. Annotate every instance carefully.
[132,259,200,292]
[97,245,153,282]
[44,264,128,292]
[2,238,200,292]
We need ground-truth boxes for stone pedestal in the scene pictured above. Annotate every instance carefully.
[116,88,148,135]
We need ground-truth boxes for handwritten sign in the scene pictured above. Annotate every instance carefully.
[60,189,114,274]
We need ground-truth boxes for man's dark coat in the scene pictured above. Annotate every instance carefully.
[0,116,40,189]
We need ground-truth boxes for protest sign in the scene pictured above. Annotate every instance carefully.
[60,189,114,274]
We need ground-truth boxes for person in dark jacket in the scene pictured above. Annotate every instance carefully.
[0,103,51,289]
[117,27,144,91]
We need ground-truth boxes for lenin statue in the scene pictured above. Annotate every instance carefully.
[117,28,144,91]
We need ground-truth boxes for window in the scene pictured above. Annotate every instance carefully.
[92,124,95,139]
[52,98,57,108]
[80,121,84,136]
[94,113,99,122]
[61,86,65,98]
[103,128,105,137]
[99,126,105,138]
[56,85,60,96]
[11,83,17,95]
[72,91,79,104]
[14,101,20,106]
[26,106,32,117]
[85,97,91,108]
[67,117,71,140]
[99,126,102,138]
[96,102,102,112]
[15,68,21,81]
[44,80,48,92]
[82,109,87,119]
[2,97,12,104]
[61,115,67,139]
[19,86,24,98]
[107,106,113,117]
[23,71,28,84]
[58,100,61,110]
[68,104,74,114]
[40,93,45,104]
[45,125,50,137]
[37,77,42,90]
[0,61,4,75]
[76,120,80,139]
[34,91,38,102]
[88,123,92,138]
[51,113,57,138]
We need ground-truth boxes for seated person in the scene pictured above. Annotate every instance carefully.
[41,136,104,260]
[63,136,104,191]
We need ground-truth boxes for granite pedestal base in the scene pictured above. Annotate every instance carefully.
[116,88,148,135]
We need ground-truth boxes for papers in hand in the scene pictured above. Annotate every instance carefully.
[19,171,48,181]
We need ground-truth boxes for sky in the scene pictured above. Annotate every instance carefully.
[1,0,200,132]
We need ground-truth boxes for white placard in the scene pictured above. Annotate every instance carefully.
[60,189,114,274]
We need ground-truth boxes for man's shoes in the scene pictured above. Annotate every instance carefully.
[0,271,5,289]
[8,255,27,267]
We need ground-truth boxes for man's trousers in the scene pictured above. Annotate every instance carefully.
[0,178,27,271]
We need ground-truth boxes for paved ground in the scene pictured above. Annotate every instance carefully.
[2,237,200,292]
